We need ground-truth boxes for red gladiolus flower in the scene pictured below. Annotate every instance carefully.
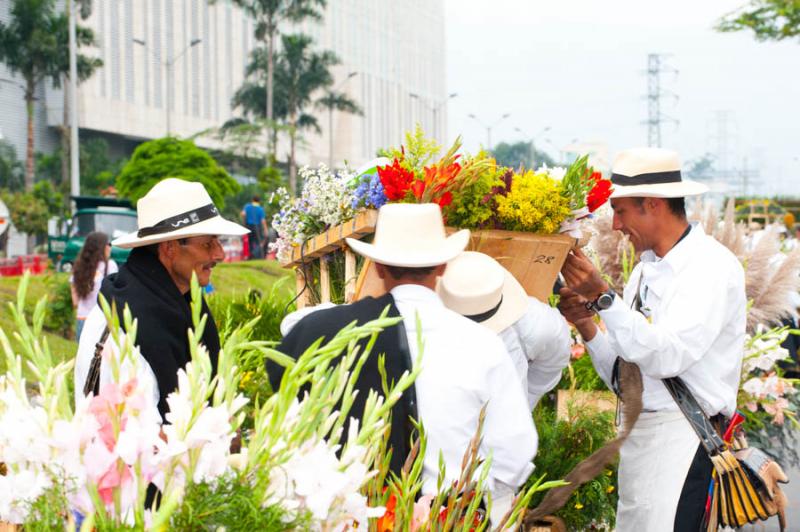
[378,159,416,201]
[411,180,426,200]
[376,493,397,532]
[587,176,613,212]
[435,191,453,208]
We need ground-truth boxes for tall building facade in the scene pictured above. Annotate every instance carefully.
[0,0,447,173]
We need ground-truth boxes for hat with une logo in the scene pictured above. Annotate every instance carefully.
[112,178,249,248]
[610,147,708,199]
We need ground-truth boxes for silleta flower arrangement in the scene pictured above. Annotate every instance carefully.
[271,126,613,263]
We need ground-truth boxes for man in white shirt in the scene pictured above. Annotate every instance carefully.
[557,147,746,532]
[273,204,537,525]
[74,178,249,417]
[437,251,571,409]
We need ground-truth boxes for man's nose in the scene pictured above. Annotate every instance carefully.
[612,214,622,231]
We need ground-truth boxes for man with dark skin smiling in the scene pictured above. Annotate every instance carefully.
[74,178,249,420]
[557,148,746,532]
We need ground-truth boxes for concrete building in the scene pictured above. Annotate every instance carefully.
[0,0,447,178]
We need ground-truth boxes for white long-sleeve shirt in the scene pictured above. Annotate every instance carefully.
[281,285,537,498]
[585,223,746,417]
[500,298,571,409]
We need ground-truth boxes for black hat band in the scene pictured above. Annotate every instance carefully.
[137,203,219,237]
[611,170,682,187]
[464,295,503,323]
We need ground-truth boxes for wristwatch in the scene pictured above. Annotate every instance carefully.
[586,289,616,313]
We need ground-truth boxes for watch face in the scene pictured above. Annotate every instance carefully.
[597,292,614,310]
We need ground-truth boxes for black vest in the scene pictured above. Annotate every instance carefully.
[271,294,418,475]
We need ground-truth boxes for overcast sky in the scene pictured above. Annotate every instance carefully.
[444,0,800,196]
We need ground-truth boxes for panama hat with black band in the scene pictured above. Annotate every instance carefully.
[609,147,708,199]
[112,178,249,248]
[437,251,529,334]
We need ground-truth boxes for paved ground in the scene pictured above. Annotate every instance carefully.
[739,462,799,532]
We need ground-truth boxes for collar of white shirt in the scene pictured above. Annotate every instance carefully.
[389,284,444,307]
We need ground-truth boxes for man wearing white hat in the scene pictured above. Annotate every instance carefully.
[557,148,746,531]
[437,251,571,409]
[74,178,249,419]
[273,204,537,524]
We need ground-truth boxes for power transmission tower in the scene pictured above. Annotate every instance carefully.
[645,53,678,147]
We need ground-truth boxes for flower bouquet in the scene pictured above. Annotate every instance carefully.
[271,126,613,303]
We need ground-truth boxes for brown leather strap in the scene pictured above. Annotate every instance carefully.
[83,326,110,397]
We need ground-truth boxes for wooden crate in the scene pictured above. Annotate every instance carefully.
[462,230,575,302]
[281,211,576,306]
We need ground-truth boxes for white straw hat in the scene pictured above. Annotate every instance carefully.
[437,251,529,333]
[345,203,469,267]
[112,178,249,249]
[610,147,708,199]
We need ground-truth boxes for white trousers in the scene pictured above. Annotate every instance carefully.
[616,410,700,532]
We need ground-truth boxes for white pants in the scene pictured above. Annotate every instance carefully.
[617,410,700,532]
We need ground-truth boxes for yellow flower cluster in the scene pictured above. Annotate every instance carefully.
[495,170,572,233]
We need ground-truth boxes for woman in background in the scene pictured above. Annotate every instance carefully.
[70,231,117,340]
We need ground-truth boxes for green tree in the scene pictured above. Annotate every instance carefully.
[0,189,49,240]
[0,140,25,191]
[717,0,800,41]
[0,0,102,192]
[116,137,240,209]
[274,34,357,194]
[492,141,555,170]
[222,0,326,162]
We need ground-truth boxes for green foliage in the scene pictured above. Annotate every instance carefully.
[0,139,24,190]
[560,154,593,211]
[717,0,800,41]
[557,353,609,392]
[378,124,442,175]
[43,275,74,338]
[443,154,505,229]
[169,473,300,531]
[116,137,240,209]
[0,188,50,237]
[528,400,618,531]
[492,140,555,170]
[21,481,71,532]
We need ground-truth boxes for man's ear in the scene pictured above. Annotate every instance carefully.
[374,262,387,279]
[434,263,447,277]
[158,240,176,261]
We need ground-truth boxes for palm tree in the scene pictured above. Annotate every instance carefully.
[225,0,326,163]
[0,0,101,192]
[273,34,359,194]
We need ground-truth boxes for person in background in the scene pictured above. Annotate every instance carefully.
[241,195,268,259]
[437,251,571,409]
[70,231,117,341]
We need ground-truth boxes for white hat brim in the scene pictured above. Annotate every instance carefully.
[345,229,470,267]
[112,216,250,249]
[476,269,530,334]
[610,179,708,199]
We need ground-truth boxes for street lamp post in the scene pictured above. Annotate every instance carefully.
[410,92,457,142]
[468,112,511,151]
[327,71,358,168]
[133,37,202,136]
[514,125,551,167]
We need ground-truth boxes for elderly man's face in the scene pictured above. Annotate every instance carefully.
[161,235,225,293]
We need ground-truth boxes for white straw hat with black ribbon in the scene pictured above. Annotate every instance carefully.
[436,251,529,333]
[112,178,249,249]
[345,203,469,267]
[610,147,708,199]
